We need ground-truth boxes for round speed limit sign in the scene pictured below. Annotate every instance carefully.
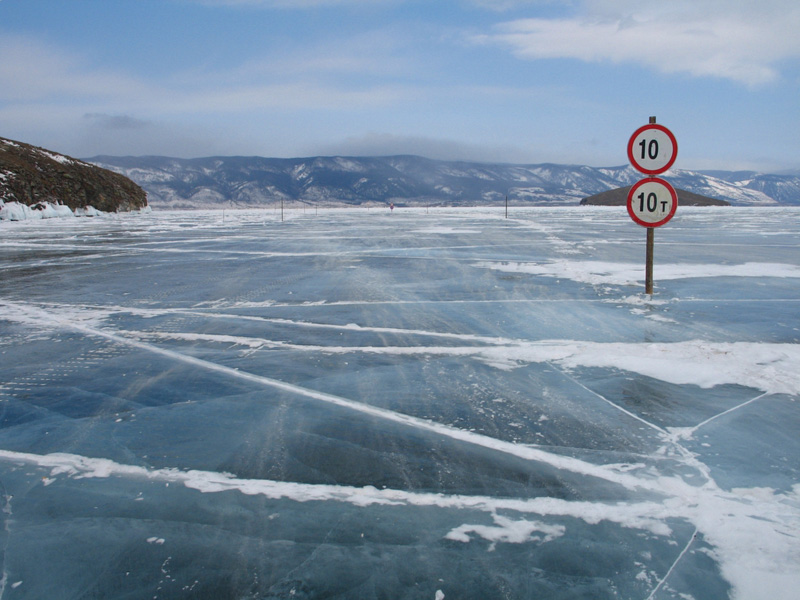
[627,123,678,175]
[627,177,678,228]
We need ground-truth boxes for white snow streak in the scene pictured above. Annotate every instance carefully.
[476,260,800,286]
[1,448,798,600]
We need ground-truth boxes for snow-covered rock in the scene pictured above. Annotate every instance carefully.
[0,200,106,221]
[74,205,102,217]
[0,201,39,221]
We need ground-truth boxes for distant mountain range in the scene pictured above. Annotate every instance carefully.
[85,154,799,208]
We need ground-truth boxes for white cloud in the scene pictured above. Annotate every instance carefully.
[0,30,411,118]
[472,0,800,86]
[0,35,152,102]
[208,28,416,83]
[0,30,418,158]
[171,82,409,113]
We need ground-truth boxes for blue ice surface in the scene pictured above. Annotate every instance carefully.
[0,206,798,599]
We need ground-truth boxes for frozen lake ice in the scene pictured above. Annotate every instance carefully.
[1,206,799,599]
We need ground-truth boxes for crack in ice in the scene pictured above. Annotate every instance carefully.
[0,301,648,491]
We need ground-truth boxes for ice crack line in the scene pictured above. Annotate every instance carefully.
[664,390,775,445]
[180,312,514,345]
[2,301,649,492]
[690,391,771,436]
[546,361,668,435]
[644,527,698,600]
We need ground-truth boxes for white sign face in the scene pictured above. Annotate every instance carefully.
[627,177,678,228]
[627,124,678,175]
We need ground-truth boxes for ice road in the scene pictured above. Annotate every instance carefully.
[1,206,799,599]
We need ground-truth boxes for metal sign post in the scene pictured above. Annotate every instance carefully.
[627,116,678,295]
[645,228,655,294]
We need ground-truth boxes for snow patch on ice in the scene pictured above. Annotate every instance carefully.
[476,260,800,285]
[414,227,481,235]
[446,513,565,550]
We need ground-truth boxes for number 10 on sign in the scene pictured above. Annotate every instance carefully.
[627,123,677,175]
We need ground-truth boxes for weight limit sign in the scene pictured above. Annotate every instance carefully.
[627,177,678,228]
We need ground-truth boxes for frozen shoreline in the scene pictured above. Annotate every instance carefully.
[0,200,152,221]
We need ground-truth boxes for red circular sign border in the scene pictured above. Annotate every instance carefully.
[626,177,678,228]
[627,123,678,175]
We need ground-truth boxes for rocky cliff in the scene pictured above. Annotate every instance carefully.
[1,137,147,212]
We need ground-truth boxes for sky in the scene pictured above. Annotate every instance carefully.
[1,0,798,172]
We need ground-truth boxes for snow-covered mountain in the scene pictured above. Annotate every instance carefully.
[87,154,800,208]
